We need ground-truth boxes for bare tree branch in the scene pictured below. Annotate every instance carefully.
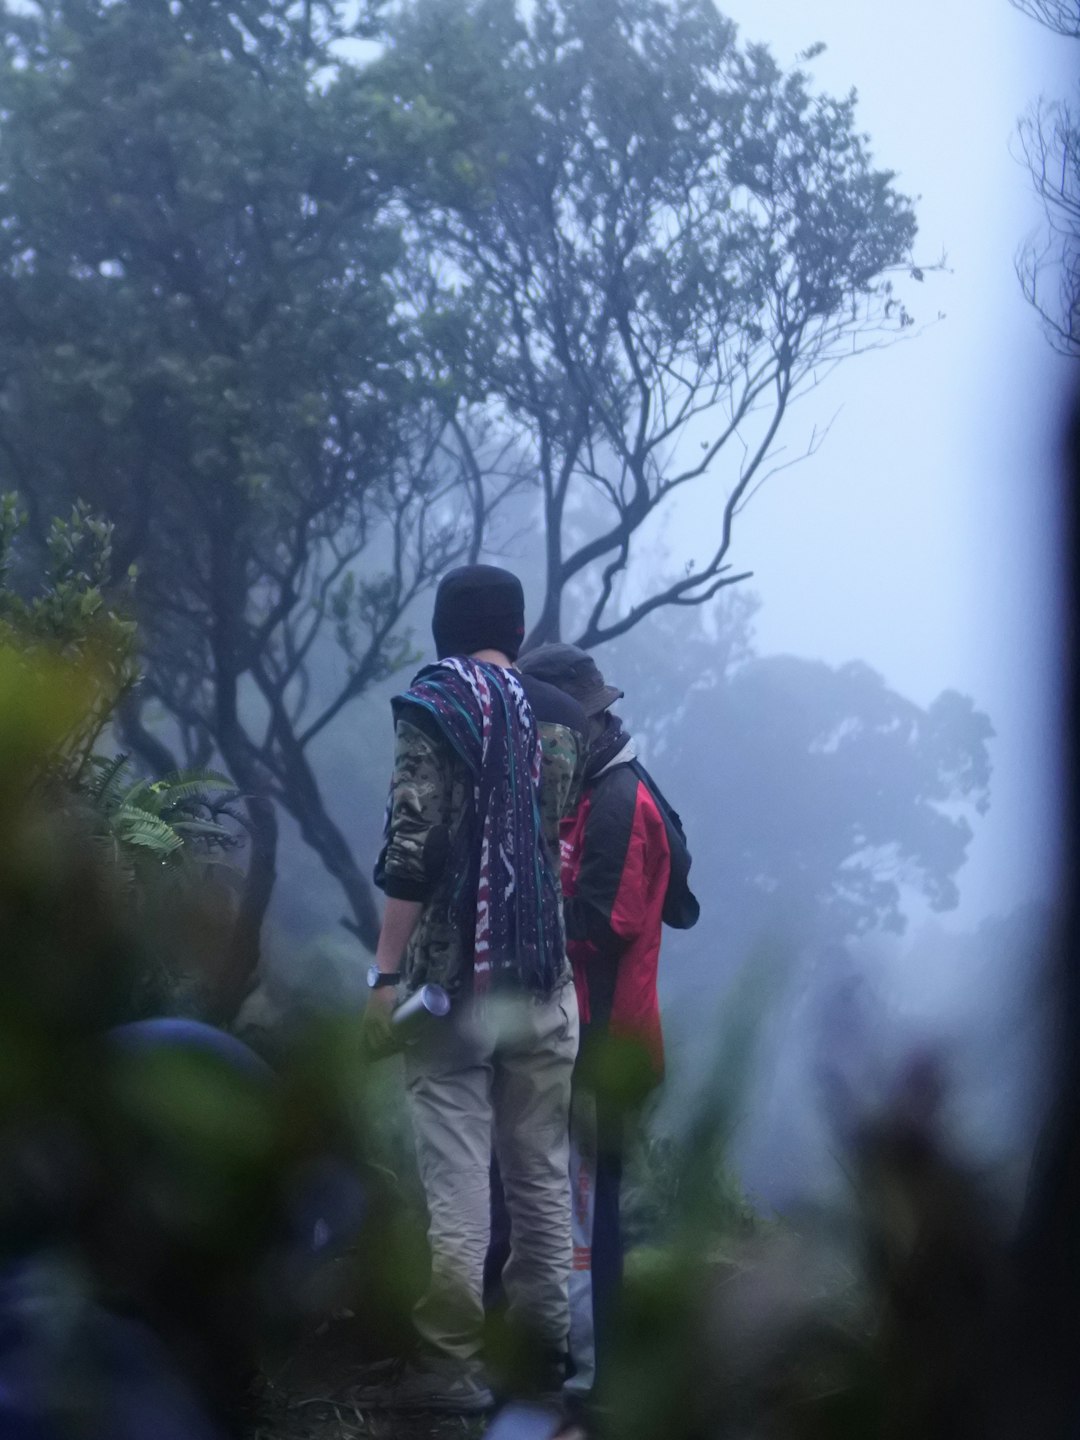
[385,1,925,650]
[1016,97,1080,355]
[1009,0,1080,36]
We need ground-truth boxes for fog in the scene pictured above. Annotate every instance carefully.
[716,0,1073,928]
[253,0,1074,1207]
[4,0,1073,1216]
[670,0,1072,1203]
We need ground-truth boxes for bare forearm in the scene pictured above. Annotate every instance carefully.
[375,896,423,974]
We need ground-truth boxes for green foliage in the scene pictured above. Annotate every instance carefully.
[0,0,934,965]
[623,1132,758,1255]
[576,963,1022,1440]
[75,756,244,1014]
[78,754,238,874]
[1,660,429,1416]
[0,496,138,780]
[0,0,490,954]
[1,497,244,1022]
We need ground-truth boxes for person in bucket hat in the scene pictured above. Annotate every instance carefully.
[513,644,624,717]
[517,643,698,1402]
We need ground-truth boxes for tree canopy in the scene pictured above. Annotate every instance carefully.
[2,0,936,984]
[0,0,505,981]
[377,0,922,645]
[611,603,993,972]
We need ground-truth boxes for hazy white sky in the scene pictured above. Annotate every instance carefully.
[347,0,1073,929]
[691,0,1076,927]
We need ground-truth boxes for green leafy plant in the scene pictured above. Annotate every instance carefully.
[0,494,138,784]
[2,496,241,893]
[77,755,239,881]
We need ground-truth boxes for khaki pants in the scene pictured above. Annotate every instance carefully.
[404,982,579,1365]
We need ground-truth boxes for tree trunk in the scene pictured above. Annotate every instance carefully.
[523,490,564,651]
[207,789,278,1024]
[261,697,384,951]
[522,584,563,651]
[117,692,181,776]
[281,779,382,951]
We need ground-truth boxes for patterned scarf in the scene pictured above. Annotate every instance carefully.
[393,657,563,996]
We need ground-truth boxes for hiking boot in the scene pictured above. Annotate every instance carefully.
[349,1357,495,1413]
[531,1347,571,1409]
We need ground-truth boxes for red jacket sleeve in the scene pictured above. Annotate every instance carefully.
[571,766,667,950]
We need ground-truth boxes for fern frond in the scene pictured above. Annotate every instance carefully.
[150,769,235,800]
[87,752,130,806]
[119,778,160,815]
[169,818,234,840]
[112,812,184,854]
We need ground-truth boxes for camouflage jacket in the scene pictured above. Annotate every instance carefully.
[377,692,587,995]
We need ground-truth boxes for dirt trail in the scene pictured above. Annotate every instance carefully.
[249,1316,487,1440]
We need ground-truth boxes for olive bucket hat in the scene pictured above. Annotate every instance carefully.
[517,643,624,716]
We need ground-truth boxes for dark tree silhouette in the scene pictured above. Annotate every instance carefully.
[608,602,993,971]
[0,0,936,1002]
[0,0,520,998]
[378,0,925,648]
[1010,0,1080,35]
[1012,0,1080,354]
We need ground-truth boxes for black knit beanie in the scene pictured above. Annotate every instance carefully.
[431,565,526,661]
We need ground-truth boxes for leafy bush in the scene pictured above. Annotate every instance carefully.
[1,494,138,778]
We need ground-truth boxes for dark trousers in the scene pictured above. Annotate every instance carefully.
[592,1097,625,1356]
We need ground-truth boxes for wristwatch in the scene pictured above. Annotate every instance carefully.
[367,964,401,990]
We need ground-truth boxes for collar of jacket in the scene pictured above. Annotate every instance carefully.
[592,733,637,779]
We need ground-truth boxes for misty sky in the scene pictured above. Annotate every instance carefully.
[337,0,1073,933]
[319,1,1079,1198]
[682,0,1077,930]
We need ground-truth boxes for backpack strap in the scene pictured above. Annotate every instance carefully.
[629,759,700,930]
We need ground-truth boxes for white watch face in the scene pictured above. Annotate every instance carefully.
[367,965,381,989]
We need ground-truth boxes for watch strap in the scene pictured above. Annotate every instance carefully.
[369,969,401,990]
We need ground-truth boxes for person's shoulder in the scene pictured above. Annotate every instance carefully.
[392,702,447,752]
[588,757,641,808]
[517,672,588,736]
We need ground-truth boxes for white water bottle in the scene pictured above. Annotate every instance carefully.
[391,983,451,1042]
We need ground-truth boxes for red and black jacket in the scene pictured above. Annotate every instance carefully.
[560,752,672,1080]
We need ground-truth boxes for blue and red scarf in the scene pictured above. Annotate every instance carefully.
[393,657,563,996]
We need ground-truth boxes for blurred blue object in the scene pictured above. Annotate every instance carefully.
[107,1018,272,1080]
[0,1259,228,1440]
[482,1403,564,1440]
[0,1376,48,1440]
[290,1156,367,1256]
[109,1017,365,1260]
[0,1382,48,1439]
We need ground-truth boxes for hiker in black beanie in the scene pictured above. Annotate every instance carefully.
[431,564,527,662]
[359,564,587,1413]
